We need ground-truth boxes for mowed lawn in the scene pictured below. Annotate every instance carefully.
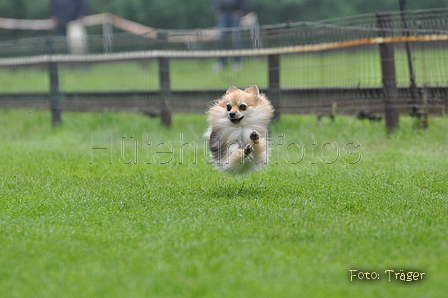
[0,109,447,297]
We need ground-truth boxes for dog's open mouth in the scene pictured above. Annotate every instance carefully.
[230,116,244,124]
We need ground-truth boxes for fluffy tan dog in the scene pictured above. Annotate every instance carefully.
[205,85,274,175]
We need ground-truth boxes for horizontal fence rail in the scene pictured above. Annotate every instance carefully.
[1,86,446,113]
[1,34,448,66]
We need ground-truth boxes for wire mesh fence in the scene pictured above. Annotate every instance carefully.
[0,8,447,122]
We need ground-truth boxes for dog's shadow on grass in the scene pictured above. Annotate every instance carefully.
[205,181,269,200]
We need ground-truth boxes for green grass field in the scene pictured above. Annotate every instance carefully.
[1,109,447,297]
[1,48,448,92]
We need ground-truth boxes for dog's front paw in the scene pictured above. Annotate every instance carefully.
[250,131,260,144]
[244,144,252,156]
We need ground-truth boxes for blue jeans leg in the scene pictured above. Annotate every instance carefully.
[217,12,242,66]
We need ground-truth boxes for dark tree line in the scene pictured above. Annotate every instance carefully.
[0,0,446,39]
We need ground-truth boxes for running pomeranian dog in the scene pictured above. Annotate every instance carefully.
[205,85,274,175]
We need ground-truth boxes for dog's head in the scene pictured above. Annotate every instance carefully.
[218,85,266,125]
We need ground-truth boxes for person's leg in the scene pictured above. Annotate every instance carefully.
[215,12,234,69]
[59,25,67,36]
[230,13,242,69]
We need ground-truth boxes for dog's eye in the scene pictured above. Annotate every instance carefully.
[226,104,231,111]
[239,104,247,111]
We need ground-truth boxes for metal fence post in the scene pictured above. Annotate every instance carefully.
[399,0,418,101]
[47,38,62,126]
[268,54,281,121]
[102,13,113,53]
[157,31,172,128]
[400,0,428,129]
[377,12,399,133]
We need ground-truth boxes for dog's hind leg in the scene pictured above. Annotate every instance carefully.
[226,143,250,167]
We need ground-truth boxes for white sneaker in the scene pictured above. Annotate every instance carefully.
[212,62,224,72]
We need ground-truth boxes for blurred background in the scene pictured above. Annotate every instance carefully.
[0,0,446,40]
[0,0,447,128]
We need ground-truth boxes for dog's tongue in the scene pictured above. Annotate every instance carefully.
[230,116,244,124]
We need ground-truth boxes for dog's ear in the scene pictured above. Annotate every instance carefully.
[244,85,260,95]
[226,86,239,94]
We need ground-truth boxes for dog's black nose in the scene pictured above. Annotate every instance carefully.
[229,112,236,118]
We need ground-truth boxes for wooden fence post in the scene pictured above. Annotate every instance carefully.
[268,54,281,121]
[157,31,172,128]
[48,38,62,126]
[377,12,399,133]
